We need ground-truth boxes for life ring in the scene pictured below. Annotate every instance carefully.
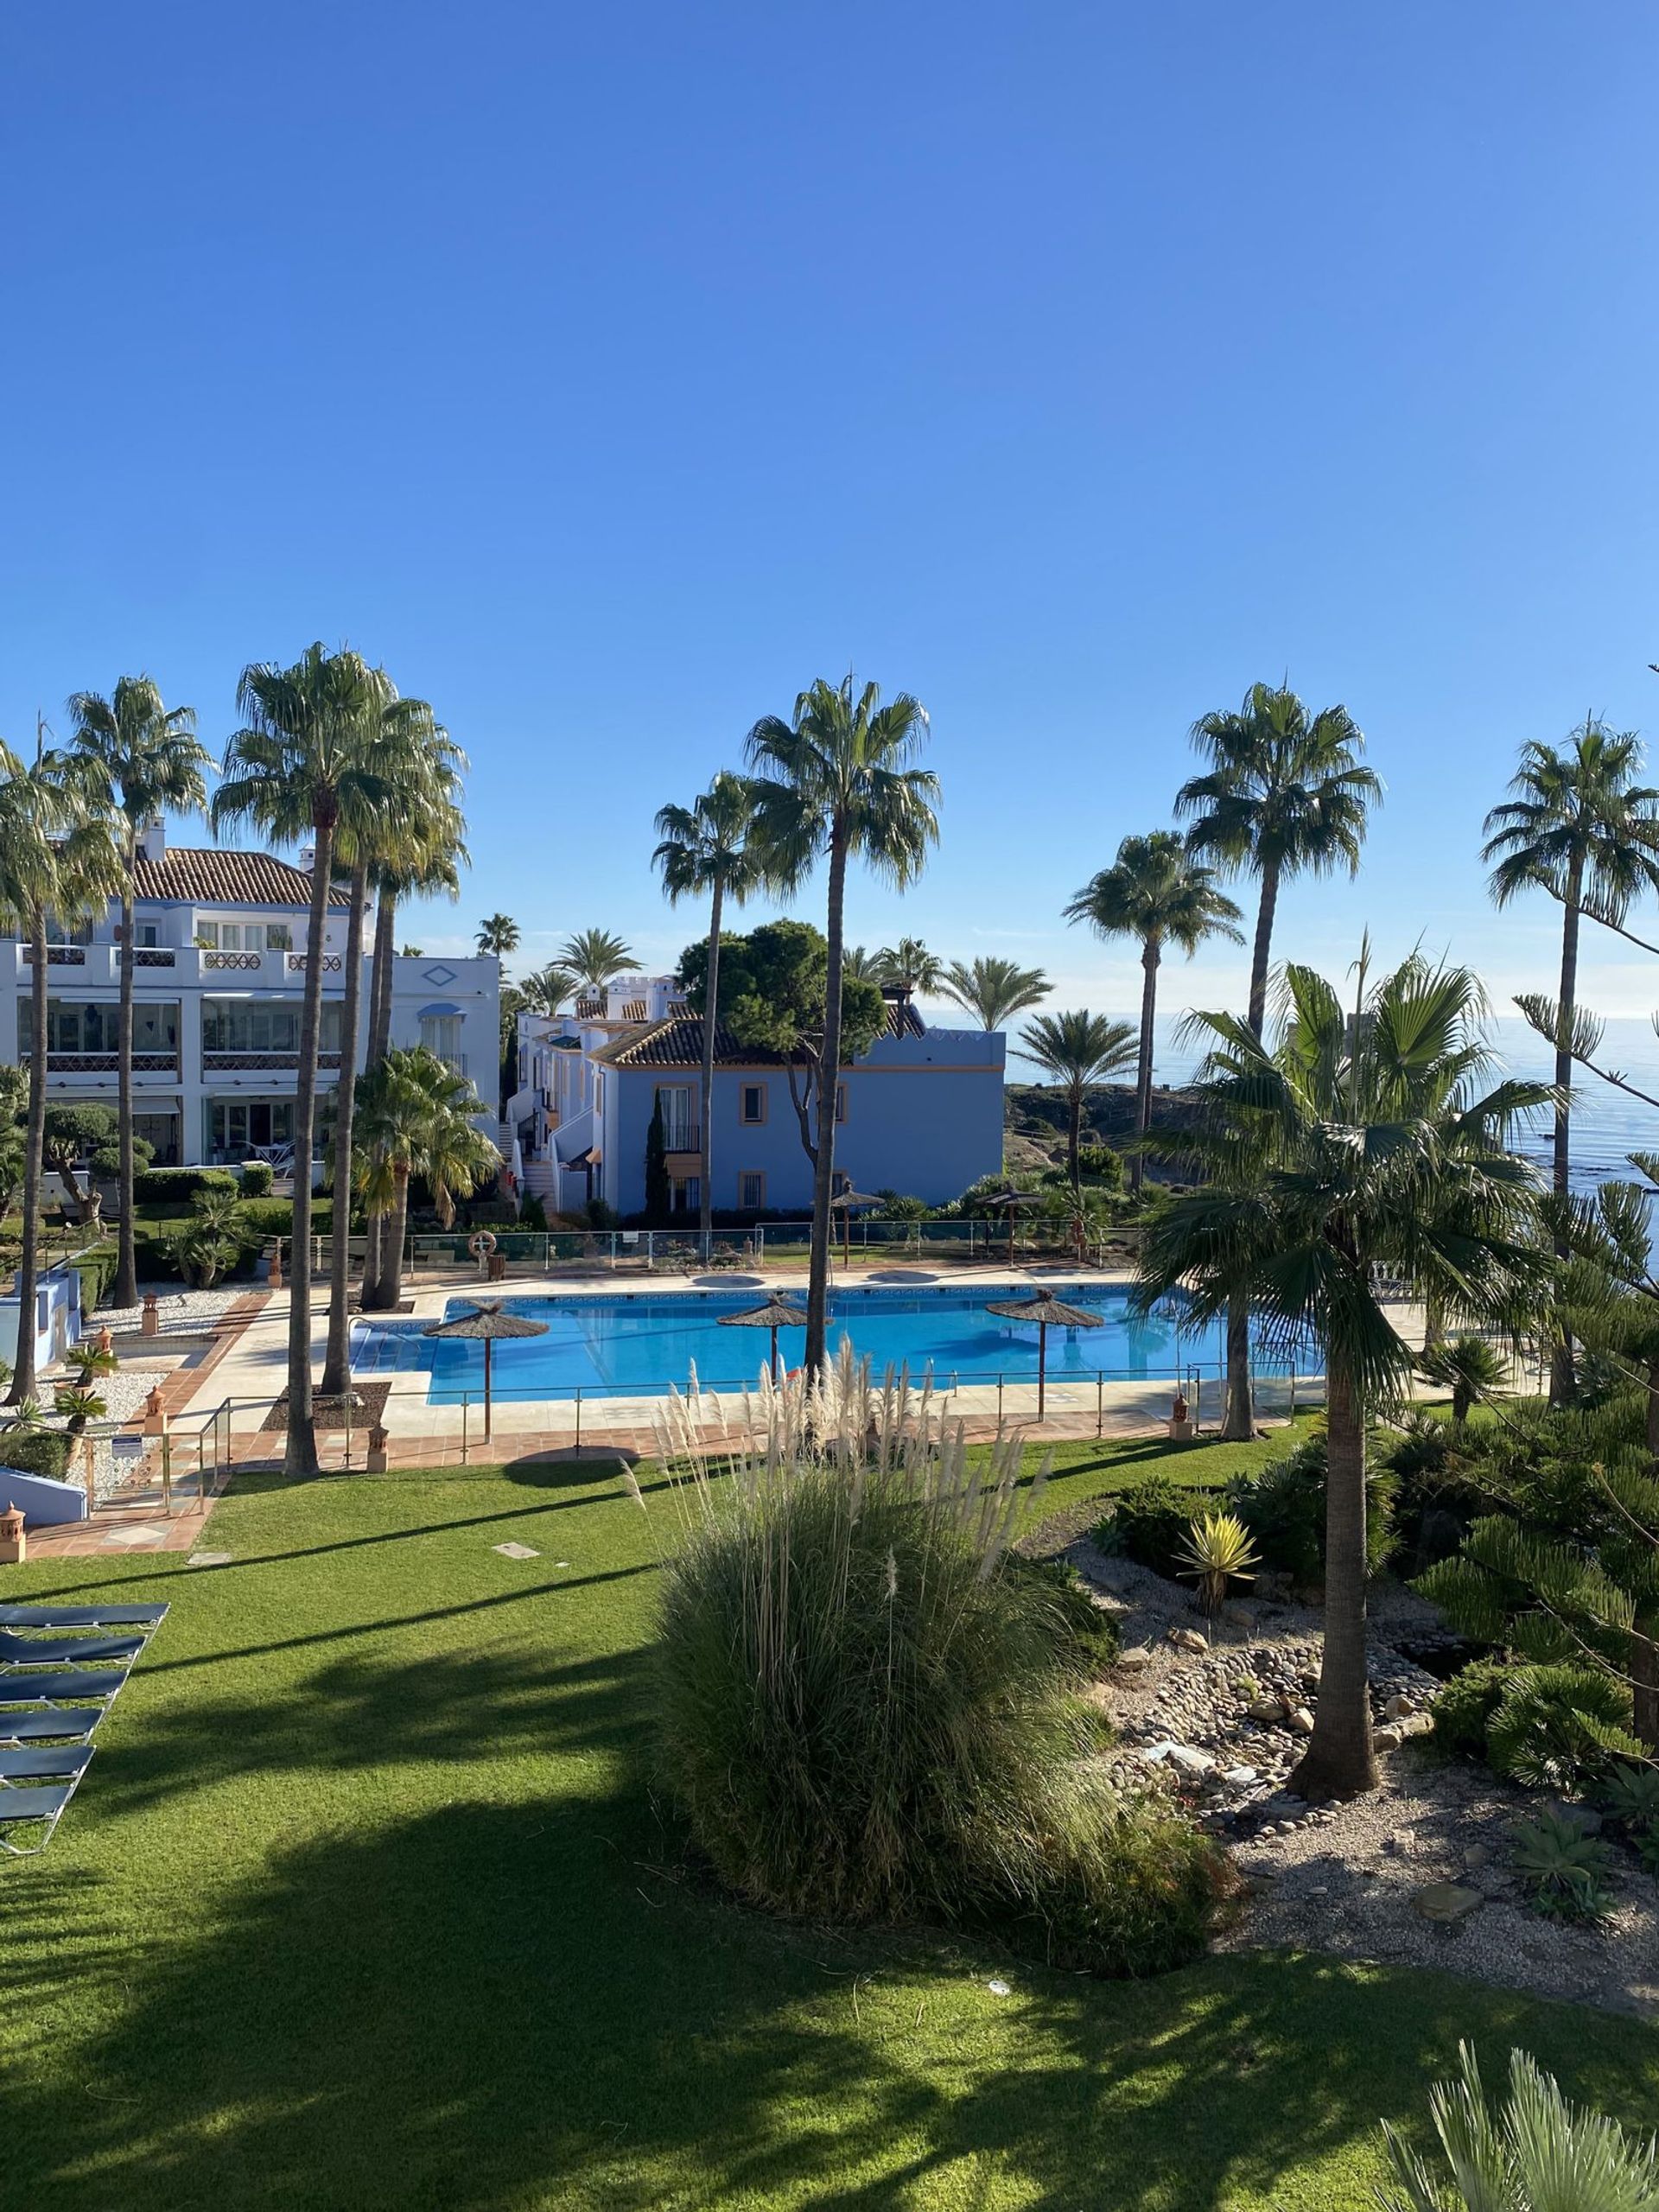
[467,1230,498,1260]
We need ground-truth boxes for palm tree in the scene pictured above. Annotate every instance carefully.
[518,963,575,1018]
[746,677,939,1374]
[354,1048,499,1310]
[875,936,942,1007]
[319,697,461,1398]
[1417,1333,1508,1424]
[558,928,642,1001]
[475,913,519,957]
[212,645,395,1478]
[1017,1011,1137,1190]
[842,945,882,983]
[66,678,211,1309]
[1065,832,1243,1192]
[935,955,1051,1032]
[653,771,770,1254]
[0,741,122,1404]
[1137,955,1554,1797]
[1178,684,1382,1441]
[1484,717,1659,1402]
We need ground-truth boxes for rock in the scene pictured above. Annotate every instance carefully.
[1221,1765,1259,1788]
[1396,1712,1434,1739]
[1287,1707,1315,1735]
[1411,1883,1484,1924]
[1546,1800,1603,1836]
[1248,1698,1285,1725]
[1114,1644,1154,1670]
[1167,1744,1216,1779]
[1372,1726,1405,1753]
[1168,1627,1209,1654]
[1383,1693,1414,1720]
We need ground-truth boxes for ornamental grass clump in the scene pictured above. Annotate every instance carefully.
[650,1349,1232,1971]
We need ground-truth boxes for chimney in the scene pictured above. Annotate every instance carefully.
[136,816,166,863]
[298,845,317,873]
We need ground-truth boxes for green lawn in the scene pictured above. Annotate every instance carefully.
[3,1437,1655,2211]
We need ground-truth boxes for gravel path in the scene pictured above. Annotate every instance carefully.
[1058,1534,1659,2019]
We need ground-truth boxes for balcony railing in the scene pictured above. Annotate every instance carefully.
[662,1127,702,1155]
[133,948,176,967]
[22,944,87,965]
[18,1050,180,1074]
[201,1051,344,1073]
[203,950,265,971]
[287,954,342,973]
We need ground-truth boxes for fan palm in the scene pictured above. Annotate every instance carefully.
[746,677,939,1374]
[1017,1010,1137,1190]
[1136,954,1554,1796]
[935,955,1051,1032]
[653,771,772,1253]
[212,644,397,1477]
[1065,832,1243,1192]
[557,928,642,1001]
[66,677,211,1309]
[475,913,519,957]
[1483,717,1659,1401]
[354,1047,499,1308]
[1417,1332,1508,1424]
[874,936,941,1006]
[0,741,123,1403]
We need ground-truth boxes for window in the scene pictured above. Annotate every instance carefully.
[739,1171,766,1212]
[836,1083,848,1123]
[208,1098,295,1160]
[196,919,290,952]
[136,922,159,950]
[420,1013,464,1066]
[653,1085,696,1147]
[20,1000,179,1054]
[669,1174,701,1217]
[739,1083,766,1125]
[202,998,342,1055]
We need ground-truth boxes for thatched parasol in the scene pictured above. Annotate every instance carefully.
[829,1188,884,1267]
[717,1294,807,1381]
[983,1286,1103,1421]
[981,1187,1046,1264]
[423,1300,550,1441]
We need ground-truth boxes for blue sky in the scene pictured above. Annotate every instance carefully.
[3,3,1658,1040]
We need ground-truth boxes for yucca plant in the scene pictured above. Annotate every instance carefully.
[1376,2042,1659,2211]
[1510,1807,1617,1922]
[1175,1510,1260,1621]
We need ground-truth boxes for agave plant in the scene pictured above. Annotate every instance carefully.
[1510,1807,1617,1923]
[1174,1510,1260,1621]
[1376,2042,1659,2211]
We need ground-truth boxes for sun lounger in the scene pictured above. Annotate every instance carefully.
[0,1707,105,1744]
[0,1604,168,1631]
[0,1745,93,1782]
[0,1630,146,1667]
[0,1669,130,1705]
[0,1783,81,1856]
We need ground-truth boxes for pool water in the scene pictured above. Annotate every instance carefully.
[351,1282,1306,1403]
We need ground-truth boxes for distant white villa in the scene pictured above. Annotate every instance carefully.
[0,821,500,1167]
[511,976,1004,1219]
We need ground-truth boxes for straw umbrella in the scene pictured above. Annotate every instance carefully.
[717,1293,807,1381]
[982,1187,1045,1265]
[983,1286,1103,1421]
[829,1188,883,1268]
[422,1300,550,1442]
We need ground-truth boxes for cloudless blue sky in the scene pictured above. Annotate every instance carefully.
[4,3,1658,1039]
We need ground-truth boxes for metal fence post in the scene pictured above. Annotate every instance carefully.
[575,1386,582,1454]
[1096,1370,1103,1439]
[461,1394,469,1465]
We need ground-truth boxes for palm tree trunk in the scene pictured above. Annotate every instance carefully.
[1645,1356,1659,1459]
[320,861,369,1399]
[699,880,722,1257]
[1130,939,1159,1195]
[1632,1619,1659,1751]
[113,867,139,1309]
[8,908,50,1405]
[1067,1081,1082,1191]
[1549,874,1582,1405]
[361,893,397,1307]
[1288,1357,1379,1799]
[284,810,337,1479]
[384,1167,411,1307]
[1247,860,1280,1038]
[805,830,849,1376]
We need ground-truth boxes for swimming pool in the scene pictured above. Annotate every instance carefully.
[350,1282,1309,1404]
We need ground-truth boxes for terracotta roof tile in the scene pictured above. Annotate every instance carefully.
[131,847,351,908]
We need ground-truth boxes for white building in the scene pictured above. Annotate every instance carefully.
[0,823,500,1166]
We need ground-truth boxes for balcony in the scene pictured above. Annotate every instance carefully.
[19,1050,180,1076]
[663,1127,702,1167]
[201,1052,343,1075]
[22,944,87,965]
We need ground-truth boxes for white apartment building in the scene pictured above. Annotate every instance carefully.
[0,823,500,1166]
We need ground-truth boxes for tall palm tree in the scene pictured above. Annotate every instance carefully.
[66,677,212,1309]
[1483,717,1659,1402]
[746,677,939,1374]
[935,955,1051,1032]
[1017,1010,1137,1189]
[558,929,642,1001]
[652,771,770,1254]
[475,913,519,957]
[842,945,882,983]
[874,935,942,1007]
[1178,683,1382,1439]
[212,645,394,1478]
[518,962,576,1018]
[354,1047,499,1311]
[0,740,122,1403]
[1065,832,1243,1192]
[319,698,461,1398]
[1137,955,1554,1797]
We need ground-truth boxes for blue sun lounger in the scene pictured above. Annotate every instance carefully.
[0,1744,93,1782]
[0,1783,84,1856]
[0,1603,168,1633]
[0,1669,130,1707]
[0,1707,107,1743]
[0,1629,147,1667]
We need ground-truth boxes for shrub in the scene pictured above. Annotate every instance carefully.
[69,1242,119,1312]
[1226,1427,1395,1589]
[134,1168,238,1206]
[238,1159,275,1198]
[1003,1553,1121,1672]
[873,1191,930,1222]
[1510,1807,1616,1922]
[237,1197,331,1238]
[517,1193,548,1230]
[1076,1144,1124,1190]
[1098,1474,1218,1580]
[0,1427,73,1479]
[1430,1654,1514,1759]
[1484,1663,1641,1794]
[1175,1511,1260,1620]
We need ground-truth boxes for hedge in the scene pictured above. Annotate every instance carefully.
[238,1160,275,1198]
[133,1168,238,1205]
[69,1241,120,1313]
[0,1427,73,1480]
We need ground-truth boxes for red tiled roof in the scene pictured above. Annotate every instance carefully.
[593,1001,924,1070]
[130,847,351,908]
